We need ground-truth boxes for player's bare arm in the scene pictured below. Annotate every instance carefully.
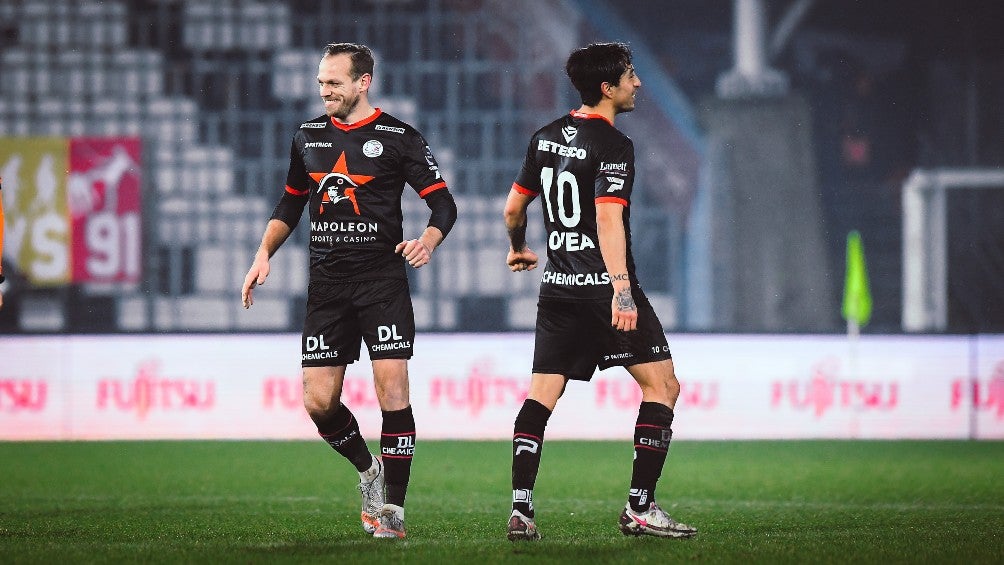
[503,188,538,272]
[242,219,293,308]
[596,201,637,331]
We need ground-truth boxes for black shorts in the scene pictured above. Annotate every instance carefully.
[301,278,415,367]
[532,289,671,381]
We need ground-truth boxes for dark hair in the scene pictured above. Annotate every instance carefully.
[321,43,375,80]
[565,42,632,106]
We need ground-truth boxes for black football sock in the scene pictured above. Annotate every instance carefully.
[628,401,674,513]
[381,405,416,507]
[312,403,373,472]
[511,399,552,519]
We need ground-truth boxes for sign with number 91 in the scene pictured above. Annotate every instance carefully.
[69,138,142,283]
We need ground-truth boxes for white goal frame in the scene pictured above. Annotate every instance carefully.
[902,168,1004,331]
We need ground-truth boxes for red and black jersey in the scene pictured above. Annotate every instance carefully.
[276,109,448,283]
[513,111,636,301]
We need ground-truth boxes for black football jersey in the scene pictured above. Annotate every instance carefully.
[281,109,448,282]
[513,111,636,300]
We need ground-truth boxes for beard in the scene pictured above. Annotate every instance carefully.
[326,93,360,120]
[616,99,636,114]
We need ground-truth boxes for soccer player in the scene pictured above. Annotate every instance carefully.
[241,43,457,539]
[502,42,697,540]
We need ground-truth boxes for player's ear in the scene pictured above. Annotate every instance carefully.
[600,81,614,99]
[358,73,372,91]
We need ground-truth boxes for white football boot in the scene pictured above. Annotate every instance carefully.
[357,456,384,534]
[619,502,697,538]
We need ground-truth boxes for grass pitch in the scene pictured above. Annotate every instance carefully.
[1,440,1001,564]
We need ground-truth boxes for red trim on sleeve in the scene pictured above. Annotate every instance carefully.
[596,196,628,206]
[418,181,447,198]
[512,182,538,196]
[330,108,383,131]
[285,185,308,196]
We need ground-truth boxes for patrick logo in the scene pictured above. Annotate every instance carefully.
[311,151,374,215]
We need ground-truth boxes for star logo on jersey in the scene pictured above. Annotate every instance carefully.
[561,125,577,143]
[310,151,374,215]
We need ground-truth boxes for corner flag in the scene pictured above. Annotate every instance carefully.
[841,230,872,328]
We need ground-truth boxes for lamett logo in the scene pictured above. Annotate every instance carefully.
[770,359,898,417]
[0,379,48,412]
[96,360,215,419]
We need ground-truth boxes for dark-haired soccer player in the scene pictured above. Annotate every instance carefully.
[242,42,457,539]
[503,42,697,540]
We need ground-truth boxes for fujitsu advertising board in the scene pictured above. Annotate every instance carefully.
[0,334,1001,440]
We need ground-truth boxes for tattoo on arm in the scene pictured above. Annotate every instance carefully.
[615,288,636,312]
[508,221,528,251]
[611,273,630,282]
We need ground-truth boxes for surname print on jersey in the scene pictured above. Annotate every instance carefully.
[513,111,637,301]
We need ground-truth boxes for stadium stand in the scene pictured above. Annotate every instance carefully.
[0,0,687,333]
[9,1,994,333]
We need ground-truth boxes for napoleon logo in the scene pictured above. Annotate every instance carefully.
[311,152,375,215]
[606,176,625,192]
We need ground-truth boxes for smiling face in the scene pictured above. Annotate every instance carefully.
[608,64,641,114]
[317,53,369,120]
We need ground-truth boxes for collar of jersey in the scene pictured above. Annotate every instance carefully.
[570,109,612,126]
[331,108,382,131]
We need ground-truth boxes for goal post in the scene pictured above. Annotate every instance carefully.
[902,168,1004,331]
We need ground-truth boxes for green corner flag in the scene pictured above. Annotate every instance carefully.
[842,230,873,328]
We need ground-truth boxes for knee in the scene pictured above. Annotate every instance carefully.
[637,365,681,407]
[664,375,681,404]
[302,383,340,420]
[303,395,336,420]
[375,385,410,412]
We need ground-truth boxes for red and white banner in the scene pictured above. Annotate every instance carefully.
[1,333,1002,440]
[68,137,142,284]
[0,136,141,286]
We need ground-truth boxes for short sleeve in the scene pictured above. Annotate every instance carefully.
[593,137,634,206]
[511,135,540,197]
[283,138,309,196]
[402,130,448,198]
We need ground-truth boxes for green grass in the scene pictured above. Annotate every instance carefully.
[1,441,1002,563]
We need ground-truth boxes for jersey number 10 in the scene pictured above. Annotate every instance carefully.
[540,167,581,228]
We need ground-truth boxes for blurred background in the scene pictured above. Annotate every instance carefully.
[1,0,1003,336]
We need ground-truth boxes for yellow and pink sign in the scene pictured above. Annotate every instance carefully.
[0,137,141,285]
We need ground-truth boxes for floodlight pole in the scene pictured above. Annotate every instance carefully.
[716,0,790,98]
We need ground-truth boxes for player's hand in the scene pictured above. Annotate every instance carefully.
[396,238,431,268]
[241,253,270,309]
[611,286,638,331]
[507,247,538,272]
